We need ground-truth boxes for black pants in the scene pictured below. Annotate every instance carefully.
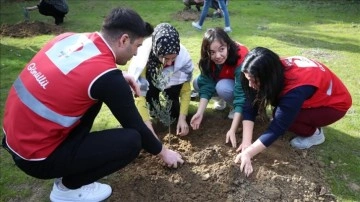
[2,103,141,189]
[146,82,183,120]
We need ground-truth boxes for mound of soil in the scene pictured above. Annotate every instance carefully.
[0,21,64,38]
[108,111,336,202]
[173,9,200,21]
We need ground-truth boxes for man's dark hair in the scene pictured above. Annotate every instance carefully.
[101,7,153,43]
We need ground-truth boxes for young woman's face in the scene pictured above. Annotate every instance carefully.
[159,54,177,66]
[244,72,260,90]
[209,40,228,65]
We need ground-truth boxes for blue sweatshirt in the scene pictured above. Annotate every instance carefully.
[242,85,316,147]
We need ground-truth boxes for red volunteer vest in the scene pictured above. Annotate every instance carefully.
[213,43,249,80]
[281,56,352,111]
[3,32,117,160]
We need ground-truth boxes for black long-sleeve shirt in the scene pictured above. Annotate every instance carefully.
[89,69,162,155]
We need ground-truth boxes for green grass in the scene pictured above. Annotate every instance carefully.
[1,0,359,201]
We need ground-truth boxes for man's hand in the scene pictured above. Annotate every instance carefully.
[158,146,184,168]
[123,73,140,97]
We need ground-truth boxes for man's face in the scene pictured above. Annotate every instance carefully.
[116,36,144,65]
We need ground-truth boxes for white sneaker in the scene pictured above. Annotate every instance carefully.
[290,128,325,149]
[191,90,199,98]
[227,109,235,119]
[192,21,202,30]
[213,97,226,110]
[50,179,112,202]
[224,27,232,33]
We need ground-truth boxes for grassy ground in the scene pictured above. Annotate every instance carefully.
[1,0,359,201]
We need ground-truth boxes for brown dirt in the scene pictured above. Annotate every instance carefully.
[173,7,231,22]
[1,22,336,202]
[173,9,201,21]
[0,21,64,38]
[108,109,336,202]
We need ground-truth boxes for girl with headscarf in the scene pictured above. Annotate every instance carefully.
[128,23,194,136]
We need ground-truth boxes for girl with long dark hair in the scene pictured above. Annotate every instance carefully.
[235,47,352,176]
[190,27,249,147]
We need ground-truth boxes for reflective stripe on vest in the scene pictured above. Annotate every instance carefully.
[14,77,81,127]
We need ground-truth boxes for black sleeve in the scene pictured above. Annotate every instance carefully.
[90,69,162,155]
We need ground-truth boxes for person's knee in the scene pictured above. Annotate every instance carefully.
[111,128,142,153]
[111,129,142,163]
[126,129,142,152]
[215,80,234,101]
[215,79,233,93]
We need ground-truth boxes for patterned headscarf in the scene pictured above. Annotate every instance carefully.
[146,23,180,80]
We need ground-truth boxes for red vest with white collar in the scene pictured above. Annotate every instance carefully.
[281,56,352,111]
[3,32,117,160]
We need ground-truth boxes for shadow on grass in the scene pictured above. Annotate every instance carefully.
[316,126,360,201]
[264,30,360,54]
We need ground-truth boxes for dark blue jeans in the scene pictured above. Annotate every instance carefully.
[198,0,230,27]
